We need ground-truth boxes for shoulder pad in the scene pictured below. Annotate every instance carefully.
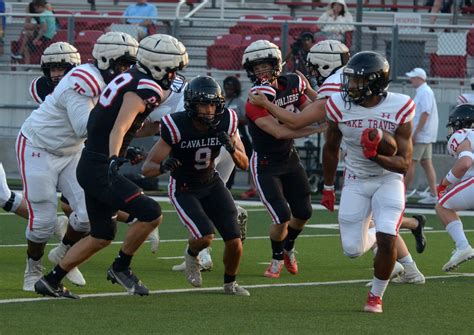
[137,78,164,102]
[161,114,182,145]
[68,66,103,97]
[325,95,343,123]
[394,95,415,125]
[225,108,239,136]
[29,76,52,104]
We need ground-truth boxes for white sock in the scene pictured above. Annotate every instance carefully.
[446,220,469,250]
[404,261,420,274]
[398,254,413,266]
[371,277,389,298]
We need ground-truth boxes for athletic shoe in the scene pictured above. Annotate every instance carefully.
[364,292,383,313]
[184,252,202,287]
[366,261,404,287]
[199,247,213,271]
[223,281,250,296]
[147,227,160,253]
[237,205,248,241]
[405,189,417,199]
[23,258,45,292]
[240,188,256,199]
[34,277,79,299]
[392,263,425,284]
[106,266,149,296]
[283,248,298,274]
[54,215,68,240]
[418,193,437,204]
[171,261,186,272]
[411,215,427,253]
[264,259,284,278]
[442,246,474,272]
[48,243,86,287]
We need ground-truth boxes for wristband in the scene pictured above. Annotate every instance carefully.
[445,170,461,185]
[324,184,335,191]
[458,151,474,160]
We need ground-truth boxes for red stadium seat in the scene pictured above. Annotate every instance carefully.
[50,29,74,43]
[75,30,104,62]
[467,29,474,56]
[229,15,266,36]
[54,10,73,30]
[272,35,295,52]
[430,54,467,78]
[75,11,101,32]
[89,11,124,31]
[207,34,243,70]
[253,16,294,38]
[288,16,319,39]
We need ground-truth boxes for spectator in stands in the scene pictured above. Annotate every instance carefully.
[404,68,439,204]
[123,0,158,40]
[12,0,55,64]
[289,32,315,87]
[0,0,5,56]
[316,0,354,42]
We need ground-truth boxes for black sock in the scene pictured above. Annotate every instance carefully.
[45,264,68,286]
[224,273,236,284]
[112,249,133,272]
[27,252,43,262]
[284,226,303,251]
[187,247,199,257]
[62,236,75,247]
[271,239,284,260]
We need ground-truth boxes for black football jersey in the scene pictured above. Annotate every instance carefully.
[160,108,238,184]
[246,73,307,157]
[86,68,163,156]
[29,76,55,104]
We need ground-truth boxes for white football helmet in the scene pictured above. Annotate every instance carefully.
[136,34,189,89]
[41,42,81,84]
[307,39,350,85]
[92,32,138,82]
[242,40,282,84]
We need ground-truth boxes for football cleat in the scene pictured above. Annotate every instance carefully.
[147,227,160,253]
[442,246,474,272]
[411,215,427,253]
[23,258,45,292]
[48,243,86,287]
[106,266,149,296]
[223,281,250,296]
[283,248,298,274]
[264,259,284,278]
[364,292,383,313]
[34,277,79,299]
[184,252,202,287]
[198,247,213,271]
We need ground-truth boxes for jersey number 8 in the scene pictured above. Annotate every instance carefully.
[99,73,133,107]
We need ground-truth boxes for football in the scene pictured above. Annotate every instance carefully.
[367,129,398,156]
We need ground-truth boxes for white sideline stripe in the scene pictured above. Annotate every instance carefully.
[1,273,473,305]
[1,230,474,248]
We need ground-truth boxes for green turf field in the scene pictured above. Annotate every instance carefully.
[0,201,473,334]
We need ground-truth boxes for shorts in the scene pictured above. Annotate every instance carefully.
[412,143,432,161]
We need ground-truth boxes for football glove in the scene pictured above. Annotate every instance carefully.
[107,155,128,186]
[217,131,235,154]
[159,157,181,174]
[321,185,336,212]
[361,128,382,160]
[126,146,146,165]
[437,184,448,199]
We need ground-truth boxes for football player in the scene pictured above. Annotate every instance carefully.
[142,75,250,296]
[17,31,138,293]
[436,104,474,271]
[147,67,248,274]
[35,34,187,298]
[456,78,474,105]
[243,40,322,279]
[322,51,417,313]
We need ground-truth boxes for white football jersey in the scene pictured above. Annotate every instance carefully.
[446,129,474,181]
[457,93,474,105]
[149,77,187,122]
[21,64,105,156]
[317,67,343,98]
[326,92,415,178]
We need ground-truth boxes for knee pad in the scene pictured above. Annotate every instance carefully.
[69,211,91,233]
[134,196,162,223]
[342,245,364,259]
[1,191,23,212]
[293,202,312,221]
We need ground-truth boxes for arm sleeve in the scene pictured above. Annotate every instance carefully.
[245,100,270,122]
[61,89,95,138]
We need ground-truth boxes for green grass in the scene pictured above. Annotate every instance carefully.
[0,203,473,334]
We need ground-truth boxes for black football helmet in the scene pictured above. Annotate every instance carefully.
[341,51,390,104]
[184,76,225,128]
[446,104,474,139]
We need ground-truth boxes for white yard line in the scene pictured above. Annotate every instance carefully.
[1,273,472,305]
